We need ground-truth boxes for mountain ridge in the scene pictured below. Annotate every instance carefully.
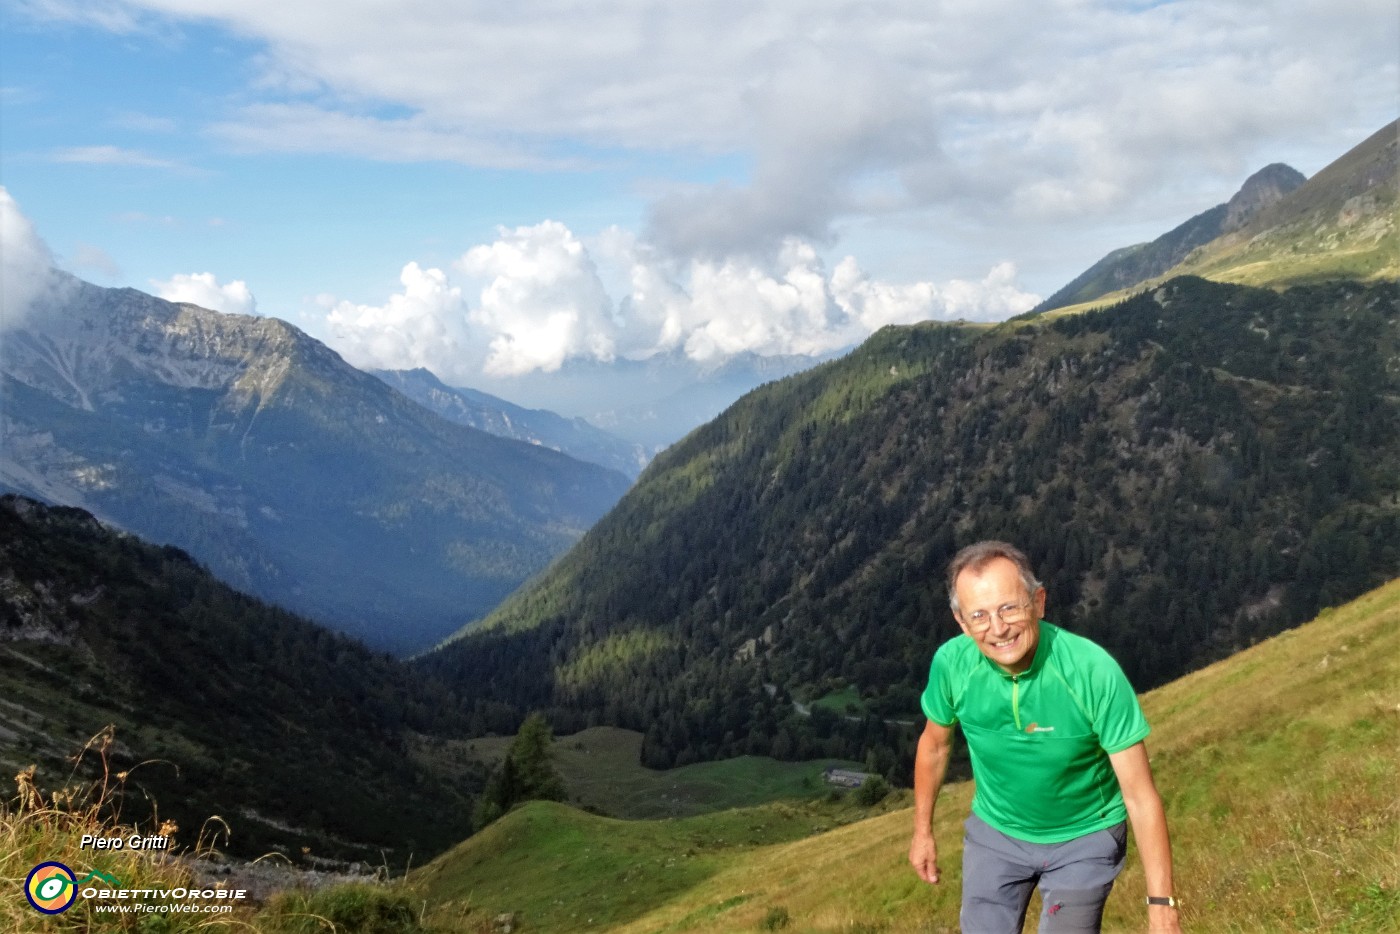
[1033,162,1305,313]
[1040,120,1398,316]
[373,366,650,479]
[1,274,630,652]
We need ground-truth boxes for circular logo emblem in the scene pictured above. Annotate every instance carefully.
[25,861,78,914]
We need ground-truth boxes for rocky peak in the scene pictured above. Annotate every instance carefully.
[1222,163,1306,233]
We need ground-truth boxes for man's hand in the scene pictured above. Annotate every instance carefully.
[909,829,940,884]
[1148,904,1182,933]
[910,719,952,885]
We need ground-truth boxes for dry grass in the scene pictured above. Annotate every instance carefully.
[0,725,246,932]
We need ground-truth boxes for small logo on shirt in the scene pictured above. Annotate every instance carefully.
[1025,722,1055,733]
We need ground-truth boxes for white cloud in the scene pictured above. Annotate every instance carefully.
[832,258,1040,329]
[151,272,258,315]
[324,261,472,379]
[0,187,60,330]
[458,222,617,377]
[52,145,183,169]
[317,220,1039,381]
[69,243,123,280]
[24,0,1391,262]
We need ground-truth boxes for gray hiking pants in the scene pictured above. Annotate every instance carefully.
[960,813,1127,934]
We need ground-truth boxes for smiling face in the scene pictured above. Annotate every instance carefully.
[952,555,1047,675]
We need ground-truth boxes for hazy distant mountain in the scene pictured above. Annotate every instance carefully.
[0,275,630,653]
[373,367,649,479]
[468,350,839,450]
[1034,162,1305,312]
[589,351,843,449]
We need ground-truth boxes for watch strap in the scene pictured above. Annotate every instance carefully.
[1146,896,1179,908]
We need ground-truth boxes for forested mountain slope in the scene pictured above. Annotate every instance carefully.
[0,494,478,862]
[421,276,1399,771]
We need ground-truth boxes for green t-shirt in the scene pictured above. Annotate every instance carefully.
[920,621,1150,843]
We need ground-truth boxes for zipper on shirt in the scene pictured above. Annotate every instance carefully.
[1011,675,1021,731]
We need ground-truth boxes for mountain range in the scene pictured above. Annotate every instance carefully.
[1043,118,1398,311]
[465,349,841,450]
[420,121,1400,771]
[0,276,629,653]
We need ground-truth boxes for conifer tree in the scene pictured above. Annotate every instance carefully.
[473,712,566,829]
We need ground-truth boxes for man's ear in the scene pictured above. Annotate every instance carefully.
[1032,586,1048,620]
[952,610,972,637]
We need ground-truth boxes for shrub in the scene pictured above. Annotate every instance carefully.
[761,905,792,930]
[258,883,427,933]
[855,776,890,807]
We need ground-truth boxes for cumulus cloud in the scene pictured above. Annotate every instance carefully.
[459,222,618,376]
[324,261,472,379]
[151,272,258,315]
[317,220,1039,382]
[0,187,60,331]
[832,259,1039,331]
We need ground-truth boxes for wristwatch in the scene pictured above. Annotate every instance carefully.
[1146,896,1180,908]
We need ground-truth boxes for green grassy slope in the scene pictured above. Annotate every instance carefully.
[1045,120,1398,319]
[422,726,860,820]
[413,579,1400,933]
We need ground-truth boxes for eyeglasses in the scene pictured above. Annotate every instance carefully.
[962,601,1034,632]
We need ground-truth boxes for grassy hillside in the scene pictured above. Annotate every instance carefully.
[417,726,861,820]
[413,579,1400,933]
[1044,120,1398,319]
[1172,119,1398,290]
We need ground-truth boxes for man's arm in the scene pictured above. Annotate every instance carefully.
[909,718,955,884]
[1109,741,1182,934]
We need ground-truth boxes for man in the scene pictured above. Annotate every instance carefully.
[909,540,1181,933]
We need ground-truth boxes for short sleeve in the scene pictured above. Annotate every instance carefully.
[1091,655,1150,754]
[920,645,959,726]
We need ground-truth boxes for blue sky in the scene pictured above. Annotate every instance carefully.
[2,0,1397,406]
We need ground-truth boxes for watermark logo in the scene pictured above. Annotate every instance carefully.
[23,859,245,917]
[25,862,77,914]
[23,863,123,914]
